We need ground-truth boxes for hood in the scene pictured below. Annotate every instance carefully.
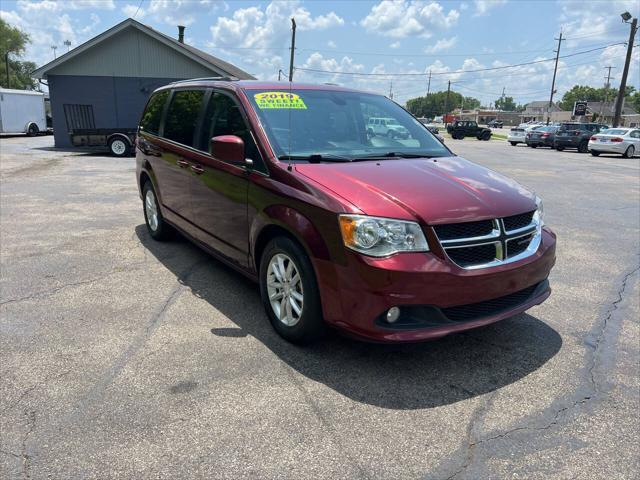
[294,156,536,224]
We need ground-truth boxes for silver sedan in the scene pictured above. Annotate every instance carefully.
[588,127,640,158]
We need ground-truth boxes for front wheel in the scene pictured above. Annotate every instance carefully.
[591,150,600,156]
[386,130,395,139]
[530,144,537,148]
[624,145,635,158]
[259,237,325,344]
[510,141,517,146]
[482,131,491,141]
[556,146,564,151]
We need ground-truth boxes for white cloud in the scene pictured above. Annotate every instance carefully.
[390,41,401,49]
[327,40,337,48]
[360,1,459,38]
[558,0,637,46]
[122,4,145,18]
[425,36,457,53]
[473,0,508,16]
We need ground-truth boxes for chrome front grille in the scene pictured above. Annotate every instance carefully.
[434,211,541,269]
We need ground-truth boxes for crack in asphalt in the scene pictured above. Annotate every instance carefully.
[0,371,71,415]
[0,263,148,306]
[21,410,36,479]
[282,365,371,480]
[443,262,640,479]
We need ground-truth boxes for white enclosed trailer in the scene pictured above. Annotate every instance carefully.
[0,88,47,135]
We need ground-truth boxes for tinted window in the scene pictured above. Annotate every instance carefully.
[163,89,205,147]
[199,92,265,172]
[140,90,169,135]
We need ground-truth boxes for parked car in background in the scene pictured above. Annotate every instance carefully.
[488,119,503,128]
[507,127,526,146]
[588,128,640,158]
[0,88,47,136]
[447,120,492,140]
[526,125,559,148]
[554,122,608,153]
[136,80,555,344]
[433,115,443,123]
[423,123,445,143]
[368,117,410,139]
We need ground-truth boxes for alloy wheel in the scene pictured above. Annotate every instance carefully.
[145,189,159,232]
[266,253,304,327]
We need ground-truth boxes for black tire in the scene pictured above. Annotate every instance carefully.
[386,130,395,139]
[556,146,564,151]
[577,141,588,153]
[590,150,600,156]
[142,181,172,241]
[482,131,491,141]
[27,124,39,137]
[259,236,325,344]
[510,141,517,146]
[624,145,635,158]
[530,144,537,148]
[367,128,374,137]
[109,136,130,157]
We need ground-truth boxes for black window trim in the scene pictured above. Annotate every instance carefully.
[198,87,269,176]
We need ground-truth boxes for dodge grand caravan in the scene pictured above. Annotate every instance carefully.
[136,80,556,344]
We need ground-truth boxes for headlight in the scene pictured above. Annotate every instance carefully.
[339,214,429,257]
[535,196,545,226]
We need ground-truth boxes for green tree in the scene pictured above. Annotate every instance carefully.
[559,84,637,111]
[406,91,480,117]
[0,18,37,89]
[627,91,640,113]
[494,96,517,111]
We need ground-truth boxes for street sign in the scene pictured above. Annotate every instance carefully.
[573,101,587,116]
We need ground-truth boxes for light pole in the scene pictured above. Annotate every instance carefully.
[64,40,71,52]
[51,45,58,59]
[613,11,637,127]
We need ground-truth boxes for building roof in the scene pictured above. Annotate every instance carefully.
[32,18,254,80]
[524,101,561,111]
[586,101,637,116]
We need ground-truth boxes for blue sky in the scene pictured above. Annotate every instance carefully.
[2,0,638,106]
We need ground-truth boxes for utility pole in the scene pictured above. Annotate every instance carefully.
[64,39,71,52]
[51,45,57,59]
[288,18,296,82]
[600,66,615,119]
[426,70,432,97]
[444,80,451,125]
[4,52,9,88]
[547,31,563,125]
[613,15,637,127]
[389,81,393,100]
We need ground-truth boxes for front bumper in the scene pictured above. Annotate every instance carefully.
[316,228,556,342]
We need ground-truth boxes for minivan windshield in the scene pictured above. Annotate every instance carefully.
[246,89,450,161]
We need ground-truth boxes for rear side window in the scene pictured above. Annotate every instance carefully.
[140,90,169,135]
[163,89,205,147]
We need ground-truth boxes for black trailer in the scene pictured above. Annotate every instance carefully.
[69,128,136,157]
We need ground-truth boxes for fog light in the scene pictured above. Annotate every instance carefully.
[386,307,401,323]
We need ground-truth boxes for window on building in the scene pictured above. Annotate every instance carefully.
[163,89,205,147]
[139,90,169,135]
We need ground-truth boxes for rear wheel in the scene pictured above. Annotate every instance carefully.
[259,237,325,344]
[510,141,517,146]
[590,150,601,156]
[556,146,564,151]
[109,136,130,157]
[27,124,39,137]
[530,144,537,148]
[577,141,589,153]
[142,181,172,241]
[624,145,635,158]
[386,130,395,139]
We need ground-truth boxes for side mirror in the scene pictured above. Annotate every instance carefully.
[209,135,245,165]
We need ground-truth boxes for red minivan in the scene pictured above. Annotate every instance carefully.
[136,79,556,344]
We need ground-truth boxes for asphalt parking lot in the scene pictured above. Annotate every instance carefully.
[1,135,638,479]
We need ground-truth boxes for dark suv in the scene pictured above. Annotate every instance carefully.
[554,122,608,152]
[446,120,492,140]
[136,80,555,344]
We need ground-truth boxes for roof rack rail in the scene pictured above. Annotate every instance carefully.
[169,76,239,85]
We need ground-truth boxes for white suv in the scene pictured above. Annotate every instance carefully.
[367,117,410,139]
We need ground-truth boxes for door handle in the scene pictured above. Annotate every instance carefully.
[177,159,189,169]
[190,164,205,175]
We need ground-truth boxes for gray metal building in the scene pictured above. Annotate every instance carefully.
[32,18,254,148]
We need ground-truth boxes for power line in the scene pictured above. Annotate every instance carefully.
[294,42,625,78]
[132,0,145,18]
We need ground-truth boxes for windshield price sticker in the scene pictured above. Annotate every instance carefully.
[254,92,307,109]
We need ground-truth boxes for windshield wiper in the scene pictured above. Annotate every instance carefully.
[352,152,436,160]
[278,153,353,163]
